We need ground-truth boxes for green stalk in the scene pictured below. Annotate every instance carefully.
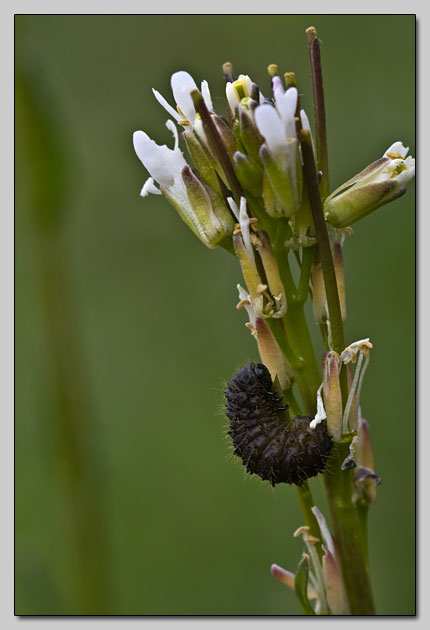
[296,246,315,305]
[300,131,344,356]
[301,31,376,611]
[266,315,316,416]
[323,442,375,614]
[296,482,324,562]
[306,26,330,201]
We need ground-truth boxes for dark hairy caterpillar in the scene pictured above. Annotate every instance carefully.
[225,363,333,486]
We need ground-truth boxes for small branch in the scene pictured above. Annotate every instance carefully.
[306,26,330,201]
[300,130,344,356]
[296,482,324,562]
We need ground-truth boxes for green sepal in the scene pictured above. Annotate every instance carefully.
[262,171,287,219]
[260,144,296,217]
[182,130,222,195]
[233,151,263,197]
[324,180,402,228]
[239,107,264,162]
[294,555,316,615]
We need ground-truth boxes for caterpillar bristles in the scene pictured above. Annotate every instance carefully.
[224,362,333,486]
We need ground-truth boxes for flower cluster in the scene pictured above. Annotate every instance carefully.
[132,51,414,616]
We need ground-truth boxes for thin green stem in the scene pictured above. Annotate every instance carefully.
[282,306,321,416]
[266,317,302,371]
[283,388,301,417]
[356,505,370,567]
[267,314,317,415]
[296,245,315,304]
[300,130,344,356]
[276,249,298,304]
[306,26,330,201]
[323,442,375,614]
[296,482,324,562]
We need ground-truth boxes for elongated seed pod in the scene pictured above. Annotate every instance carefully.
[225,363,332,486]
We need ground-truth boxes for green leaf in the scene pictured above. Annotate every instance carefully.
[294,555,316,615]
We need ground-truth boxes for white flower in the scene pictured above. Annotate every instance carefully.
[253,85,303,216]
[132,121,234,248]
[133,120,187,200]
[152,70,213,127]
[225,74,264,112]
[254,86,298,158]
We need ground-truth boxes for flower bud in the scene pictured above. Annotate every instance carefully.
[177,165,235,247]
[233,151,263,197]
[255,231,287,318]
[254,87,303,218]
[333,241,347,322]
[182,129,221,194]
[311,261,326,324]
[238,104,264,162]
[322,548,347,615]
[133,127,234,249]
[353,416,378,505]
[324,142,415,228]
[322,351,343,442]
[233,232,264,314]
[255,317,293,389]
[212,114,237,160]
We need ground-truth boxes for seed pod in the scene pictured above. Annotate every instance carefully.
[225,363,333,486]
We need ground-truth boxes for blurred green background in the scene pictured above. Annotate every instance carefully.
[15,15,415,615]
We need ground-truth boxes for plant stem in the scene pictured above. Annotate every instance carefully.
[266,313,319,416]
[296,482,324,562]
[323,442,376,614]
[296,245,315,305]
[306,26,330,201]
[356,505,370,567]
[283,388,301,417]
[300,131,344,356]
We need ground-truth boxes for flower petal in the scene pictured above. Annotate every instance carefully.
[384,141,409,159]
[275,86,298,139]
[152,89,181,122]
[254,104,285,154]
[226,82,239,112]
[133,130,186,187]
[201,80,213,111]
[140,177,161,197]
[171,71,198,124]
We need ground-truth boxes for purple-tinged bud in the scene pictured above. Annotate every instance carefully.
[271,564,295,589]
[322,351,343,442]
[322,547,347,615]
[353,417,379,505]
